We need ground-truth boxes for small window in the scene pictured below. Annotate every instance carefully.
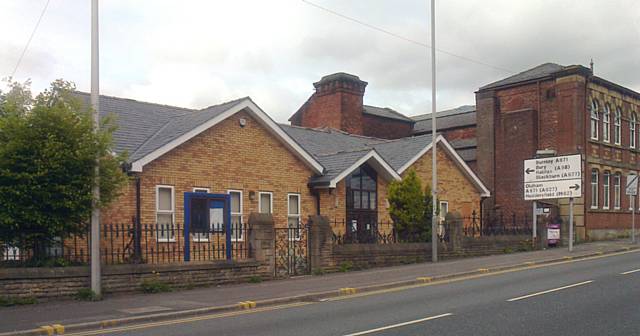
[229,190,243,241]
[156,186,175,241]
[603,171,610,210]
[439,201,449,223]
[614,173,621,210]
[631,113,637,149]
[591,169,599,209]
[590,100,599,140]
[614,107,622,145]
[193,187,210,193]
[288,194,301,240]
[259,192,272,214]
[603,104,610,142]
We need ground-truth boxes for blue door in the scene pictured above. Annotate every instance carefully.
[184,193,231,261]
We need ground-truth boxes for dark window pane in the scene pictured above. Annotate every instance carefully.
[354,191,361,209]
[190,198,208,233]
[362,191,369,209]
[369,192,376,209]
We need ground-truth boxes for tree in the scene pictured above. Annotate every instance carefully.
[388,169,430,241]
[0,80,128,258]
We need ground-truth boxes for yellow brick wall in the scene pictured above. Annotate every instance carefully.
[406,144,482,221]
[102,109,317,232]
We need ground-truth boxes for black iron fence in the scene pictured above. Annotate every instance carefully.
[1,222,251,267]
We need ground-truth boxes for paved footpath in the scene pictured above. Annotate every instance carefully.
[0,240,637,334]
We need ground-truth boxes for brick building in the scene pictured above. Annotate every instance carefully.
[476,63,640,240]
[78,84,489,260]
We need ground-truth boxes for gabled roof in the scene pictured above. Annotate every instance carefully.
[363,105,414,123]
[411,105,476,134]
[479,63,567,90]
[75,93,323,174]
[282,125,489,195]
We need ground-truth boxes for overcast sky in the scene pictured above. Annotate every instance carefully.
[1,0,639,121]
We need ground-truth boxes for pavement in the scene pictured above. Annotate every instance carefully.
[0,239,638,335]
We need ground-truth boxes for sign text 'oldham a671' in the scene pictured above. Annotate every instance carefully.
[523,154,582,200]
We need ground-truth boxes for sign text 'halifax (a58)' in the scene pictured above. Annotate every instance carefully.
[523,154,582,200]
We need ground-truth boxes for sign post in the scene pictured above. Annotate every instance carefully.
[524,154,582,252]
[625,174,638,244]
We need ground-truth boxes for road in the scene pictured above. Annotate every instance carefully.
[68,250,640,336]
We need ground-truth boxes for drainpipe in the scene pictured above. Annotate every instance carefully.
[134,175,142,263]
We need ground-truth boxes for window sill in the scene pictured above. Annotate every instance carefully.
[156,239,176,243]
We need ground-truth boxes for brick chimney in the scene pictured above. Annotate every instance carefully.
[290,72,368,135]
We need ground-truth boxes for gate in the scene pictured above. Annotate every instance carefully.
[274,222,309,276]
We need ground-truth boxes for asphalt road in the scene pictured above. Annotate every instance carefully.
[70,250,640,336]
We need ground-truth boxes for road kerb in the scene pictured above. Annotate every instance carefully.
[2,244,638,336]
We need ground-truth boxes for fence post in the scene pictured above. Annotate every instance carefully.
[248,213,275,274]
[308,216,332,272]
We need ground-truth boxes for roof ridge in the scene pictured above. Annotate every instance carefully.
[129,120,172,158]
[199,96,249,111]
[316,147,374,157]
[74,91,196,112]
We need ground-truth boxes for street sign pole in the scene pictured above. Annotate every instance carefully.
[569,197,574,252]
[632,196,636,244]
[532,201,537,243]
[625,173,638,245]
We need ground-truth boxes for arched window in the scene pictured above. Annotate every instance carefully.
[614,107,622,145]
[631,113,637,149]
[603,104,610,142]
[345,165,378,242]
[603,171,610,209]
[590,100,599,140]
[591,169,599,209]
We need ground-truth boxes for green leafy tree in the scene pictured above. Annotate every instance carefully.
[388,169,429,241]
[0,79,128,258]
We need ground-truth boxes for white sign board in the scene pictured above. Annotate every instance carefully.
[626,174,638,196]
[547,227,560,240]
[523,154,582,200]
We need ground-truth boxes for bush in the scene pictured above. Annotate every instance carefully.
[339,261,353,272]
[0,296,37,307]
[74,288,100,301]
[140,279,172,293]
[248,276,262,283]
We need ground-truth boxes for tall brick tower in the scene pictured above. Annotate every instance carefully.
[289,72,368,135]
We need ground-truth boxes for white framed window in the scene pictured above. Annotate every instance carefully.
[288,194,301,240]
[2,245,20,261]
[439,201,449,223]
[228,190,243,241]
[156,185,175,241]
[590,99,599,140]
[631,113,637,149]
[603,171,610,210]
[614,173,621,210]
[193,187,210,193]
[603,104,610,142]
[614,107,622,145]
[259,192,273,214]
[591,169,599,209]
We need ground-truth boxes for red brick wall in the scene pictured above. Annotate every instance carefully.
[442,126,476,141]
[362,114,413,139]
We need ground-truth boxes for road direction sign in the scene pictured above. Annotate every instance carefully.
[523,154,582,200]
[626,174,638,196]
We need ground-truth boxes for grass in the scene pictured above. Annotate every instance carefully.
[140,279,172,294]
[338,261,353,273]
[0,296,37,307]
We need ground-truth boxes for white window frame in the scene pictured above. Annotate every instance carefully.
[614,173,621,210]
[590,100,599,140]
[439,201,449,223]
[258,191,273,214]
[603,104,610,143]
[156,185,176,242]
[228,189,244,242]
[288,193,302,241]
[631,113,637,149]
[193,187,210,193]
[614,107,622,145]
[591,169,599,209]
[603,171,610,210]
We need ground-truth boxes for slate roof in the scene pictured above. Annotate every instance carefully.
[363,105,414,123]
[479,63,567,90]
[281,125,435,185]
[74,92,246,163]
[412,105,476,134]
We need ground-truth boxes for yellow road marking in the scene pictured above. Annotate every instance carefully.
[39,326,54,336]
[477,268,490,273]
[416,277,433,283]
[65,248,638,336]
[507,280,593,302]
[52,324,65,334]
[340,287,357,295]
[65,302,311,336]
[343,313,453,336]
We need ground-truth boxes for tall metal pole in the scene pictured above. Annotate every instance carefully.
[632,195,636,244]
[430,0,438,263]
[568,197,574,252]
[90,0,101,297]
[532,201,537,241]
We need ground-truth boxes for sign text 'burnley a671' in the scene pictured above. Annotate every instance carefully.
[523,154,582,200]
